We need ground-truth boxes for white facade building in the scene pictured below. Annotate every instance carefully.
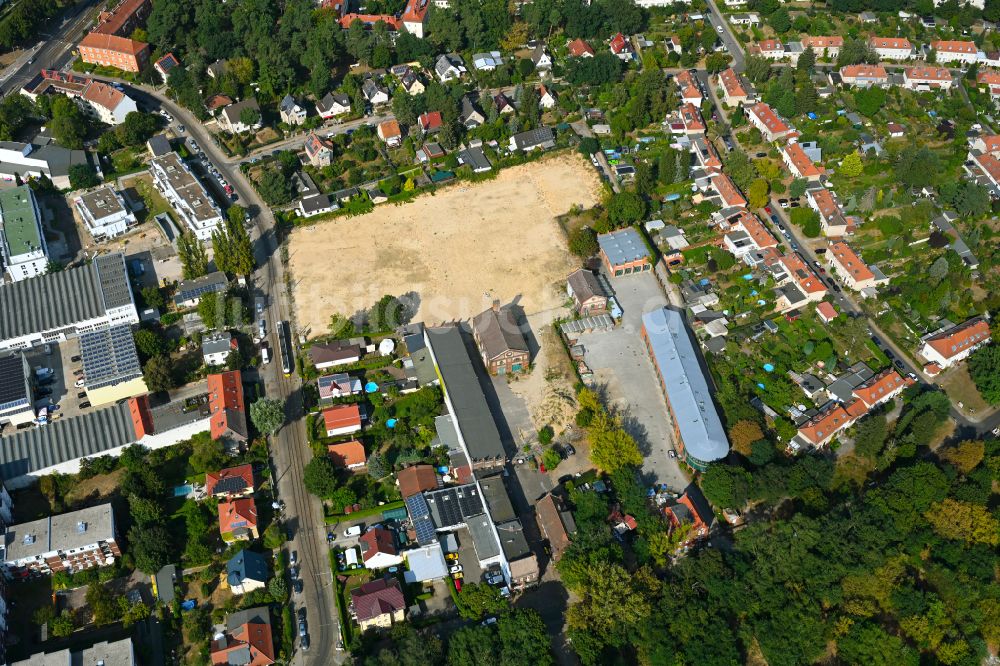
[149,153,223,241]
[0,185,48,282]
[74,185,136,240]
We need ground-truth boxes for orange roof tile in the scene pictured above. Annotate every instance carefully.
[930,39,977,53]
[327,440,367,468]
[719,68,747,98]
[218,498,258,535]
[783,142,824,178]
[710,173,747,207]
[798,403,853,445]
[829,241,874,283]
[924,319,991,361]
[852,368,909,407]
[79,31,148,56]
[207,371,247,441]
[905,67,952,81]
[322,404,362,431]
[396,464,438,497]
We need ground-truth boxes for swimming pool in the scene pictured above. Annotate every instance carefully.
[173,484,193,497]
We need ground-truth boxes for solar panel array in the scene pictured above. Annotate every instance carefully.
[413,517,436,545]
[213,476,249,495]
[0,353,28,406]
[80,325,142,390]
[405,493,430,519]
[425,485,484,528]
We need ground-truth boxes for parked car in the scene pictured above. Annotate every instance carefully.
[449,564,463,574]
[297,607,306,621]
[290,551,298,565]
[668,450,677,459]
[298,620,307,638]
[562,444,576,456]
[301,634,310,651]
[343,525,362,538]
[293,579,304,594]
[445,552,459,562]
[79,401,91,409]
[452,571,463,580]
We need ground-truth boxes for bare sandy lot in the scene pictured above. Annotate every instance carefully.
[289,153,602,337]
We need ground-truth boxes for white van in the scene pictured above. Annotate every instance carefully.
[343,525,362,538]
[261,346,271,364]
[344,547,358,568]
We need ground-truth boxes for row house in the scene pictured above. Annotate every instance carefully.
[692,135,722,173]
[747,103,796,142]
[903,66,953,91]
[718,68,750,106]
[806,187,850,236]
[679,102,705,134]
[751,39,785,60]
[795,401,855,449]
[919,318,992,369]
[675,70,703,105]
[929,40,978,65]
[800,35,843,59]
[771,251,828,312]
[781,142,824,181]
[839,64,889,88]
[977,70,1000,101]
[710,172,747,208]
[852,368,912,410]
[722,209,776,258]
[827,241,877,291]
[869,36,914,60]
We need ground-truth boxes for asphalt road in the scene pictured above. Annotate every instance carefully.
[0,0,100,97]
[112,82,344,665]
[704,0,745,72]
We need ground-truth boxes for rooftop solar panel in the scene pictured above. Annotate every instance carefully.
[405,493,430,519]
[80,325,142,390]
[413,516,436,545]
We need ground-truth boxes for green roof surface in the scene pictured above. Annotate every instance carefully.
[0,186,42,258]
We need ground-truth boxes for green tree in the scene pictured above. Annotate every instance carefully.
[239,106,261,129]
[250,397,285,435]
[49,611,75,638]
[589,413,642,472]
[268,574,287,601]
[213,211,255,277]
[607,191,646,227]
[189,434,228,474]
[568,226,599,257]
[69,164,100,189]
[367,451,388,478]
[854,86,886,117]
[541,447,562,471]
[133,328,165,359]
[447,625,500,666]
[117,111,160,146]
[87,583,120,626]
[50,96,87,149]
[926,499,999,545]
[455,582,508,620]
[700,464,751,507]
[141,285,166,311]
[747,178,769,209]
[368,294,407,332]
[969,344,1000,404]
[128,493,164,526]
[303,455,339,498]
[797,46,816,72]
[838,151,864,178]
[143,354,175,392]
[256,170,293,205]
[498,608,554,666]
[129,524,172,573]
[177,232,209,279]
[789,178,808,199]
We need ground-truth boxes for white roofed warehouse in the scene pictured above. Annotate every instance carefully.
[640,307,729,471]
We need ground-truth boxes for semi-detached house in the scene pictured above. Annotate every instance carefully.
[930,40,978,64]
[782,142,824,181]
[747,103,795,142]
[827,241,876,291]
[868,36,914,60]
[718,68,750,106]
[903,67,954,91]
[800,35,843,58]
[919,318,991,369]
[839,64,889,88]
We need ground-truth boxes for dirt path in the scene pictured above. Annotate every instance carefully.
[288,153,603,338]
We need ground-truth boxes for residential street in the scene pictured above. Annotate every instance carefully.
[113,82,344,665]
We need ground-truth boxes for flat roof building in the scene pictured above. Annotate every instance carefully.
[0,352,33,427]
[598,227,651,276]
[424,326,507,471]
[149,152,223,241]
[0,185,48,282]
[74,185,136,240]
[80,324,147,406]
[0,252,137,351]
[174,271,228,308]
[10,637,136,666]
[1,503,120,576]
[641,307,729,471]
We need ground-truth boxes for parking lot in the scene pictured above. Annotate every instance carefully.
[575,271,690,492]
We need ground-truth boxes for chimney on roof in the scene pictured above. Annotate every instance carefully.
[492,299,500,312]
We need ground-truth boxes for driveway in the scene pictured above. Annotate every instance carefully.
[576,271,689,491]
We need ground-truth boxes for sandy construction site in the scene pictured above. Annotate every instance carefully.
[289,153,603,337]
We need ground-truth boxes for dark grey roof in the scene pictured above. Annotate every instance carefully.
[567,269,603,303]
[155,564,177,603]
[425,326,507,464]
[0,253,131,343]
[0,401,137,481]
[479,474,516,524]
[300,193,333,214]
[147,134,171,157]
[80,325,143,390]
[226,549,268,587]
[511,127,555,150]
[472,306,528,361]
[0,353,29,407]
[495,519,530,560]
[466,513,500,561]
[174,271,228,305]
[424,484,484,528]
[226,606,270,631]
[457,146,491,171]
[827,362,874,403]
